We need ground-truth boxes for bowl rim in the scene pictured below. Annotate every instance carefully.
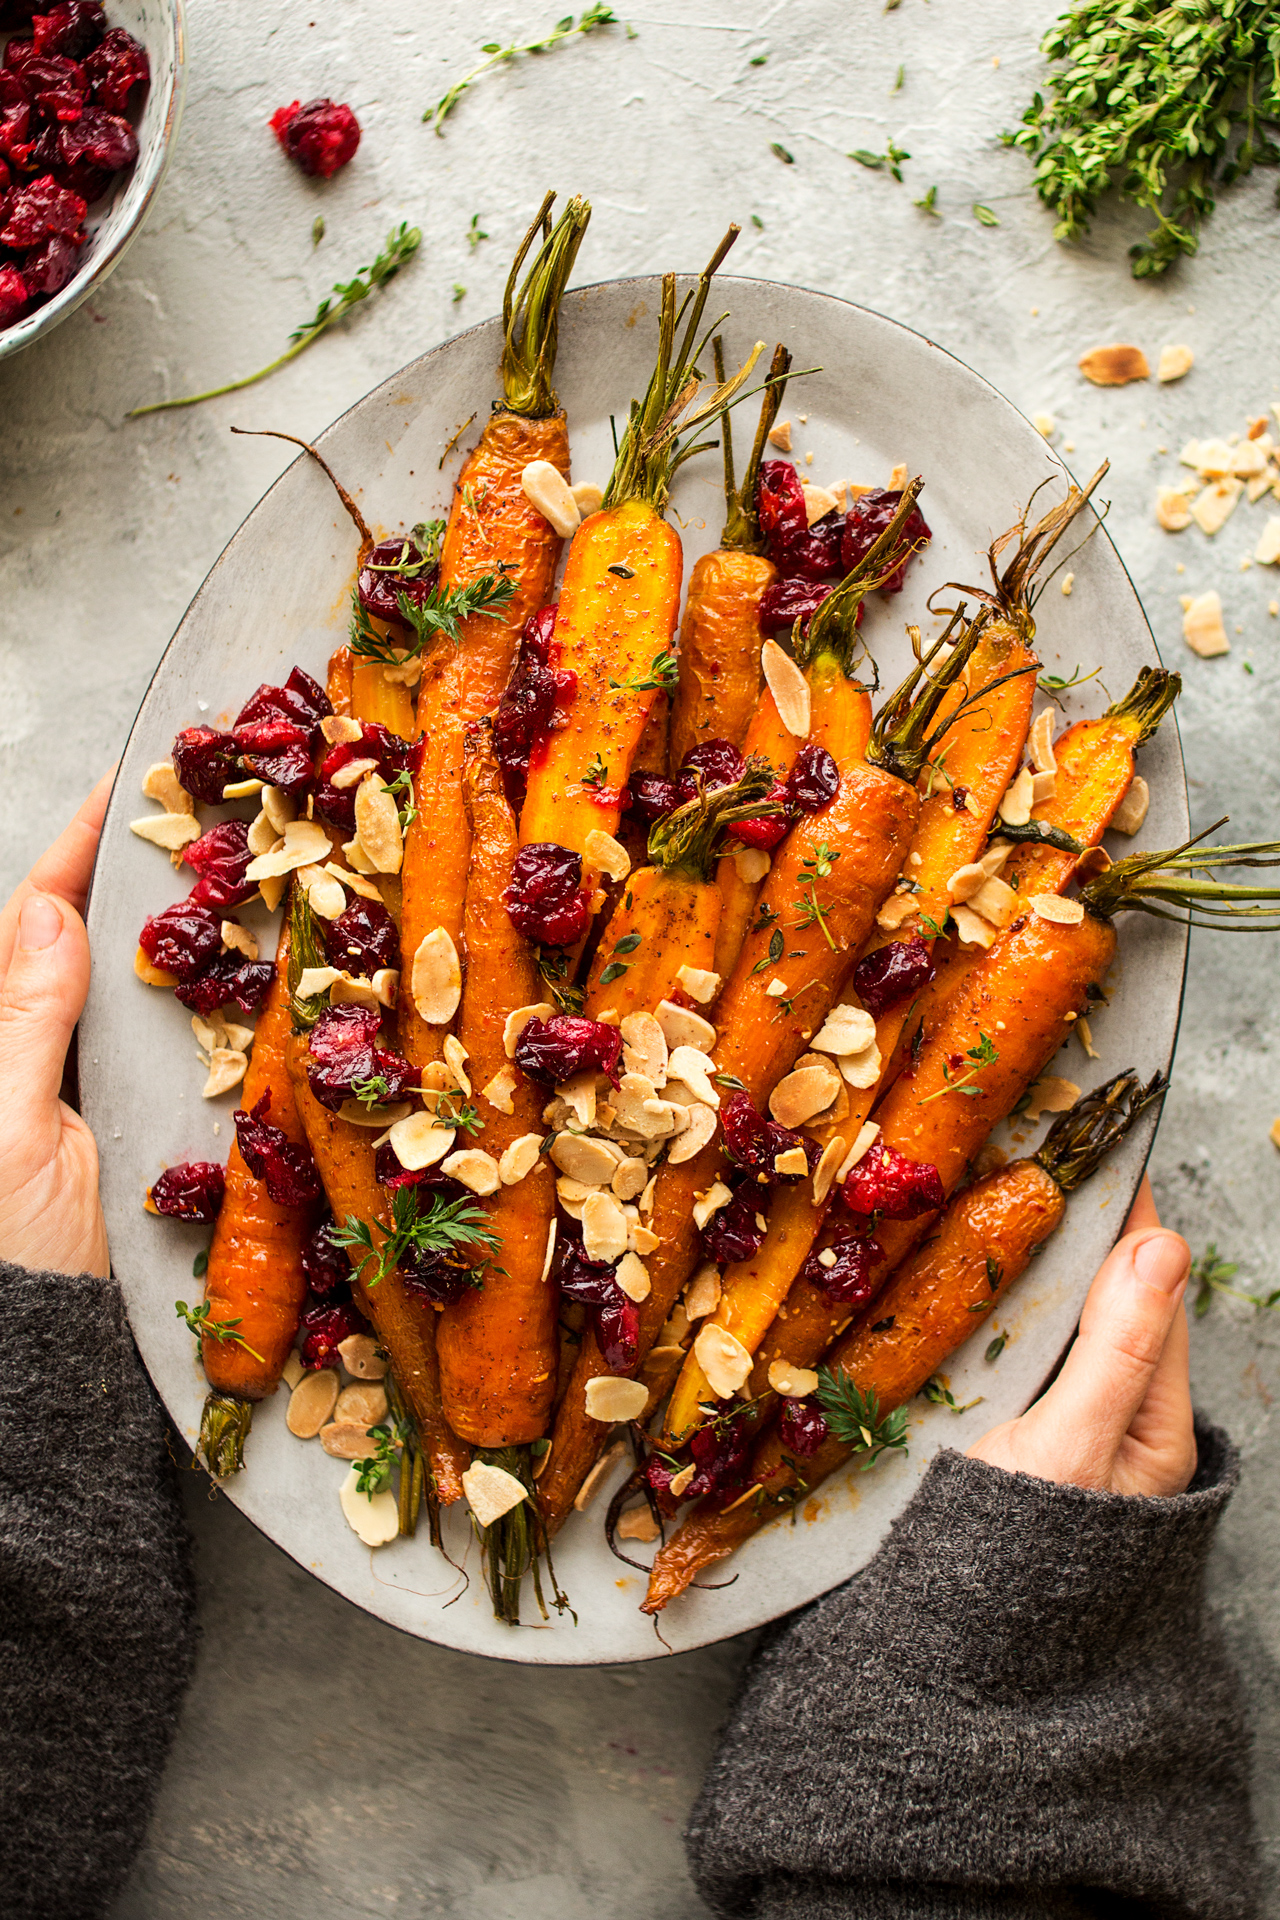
[0,0,186,360]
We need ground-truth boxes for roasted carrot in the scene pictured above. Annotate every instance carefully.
[399,194,591,1068]
[435,721,560,1445]
[711,685,803,983]
[642,1069,1167,1610]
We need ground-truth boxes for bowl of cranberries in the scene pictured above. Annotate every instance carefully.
[0,0,183,356]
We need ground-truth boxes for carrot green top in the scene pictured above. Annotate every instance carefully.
[501,192,592,419]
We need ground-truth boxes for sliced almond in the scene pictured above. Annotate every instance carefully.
[550,1133,619,1187]
[440,1148,500,1196]
[694,1323,753,1400]
[335,1382,388,1427]
[320,1421,377,1460]
[581,1190,629,1263]
[1232,439,1270,479]
[540,1219,557,1284]
[801,482,839,526]
[1191,478,1243,537]
[286,1368,340,1437]
[1111,775,1149,836]
[667,1464,696,1500]
[621,1011,668,1086]
[611,1156,648,1201]
[692,1180,733,1231]
[245,817,331,882]
[573,1440,626,1512]
[296,965,341,998]
[584,828,630,883]
[1029,709,1056,774]
[330,756,380,792]
[1024,1074,1081,1122]
[247,810,279,857]
[354,775,403,875]
[1255,516,1280,566]
[768,419,792,451]
[202,1047,248,1098]
[728,843,772,888]
[142,761,195,815]
[221,777,263,800]
[556,1071,598,1130]
[768,1360,820,1398]
[676,964,720,1005]
[981,839,1014,878]
[875,893,917,933]
[410,927,462,1026]
[130,811,201,851]
[616,1505,661,1542]
[813,1135,847,1205]
[337,1333,388,1380]
[443,1034,471,1095]
[504,1001,555,1057]
[371,968,399,1009]
[1156,343,1193,383]
[339,1099,413,1129]
[837,1122,880,1181]
[615,1251,651,1303]
[584,1375,648,1424]
[135,945,178,987]
[969,875,1018,929]
[322,714,364,745]
[1156,486,1193,533]
[1076,1015,1099,1060]
[282,1351,306,1391]
[668,1102,718,1163]
[1030,893,1085,926]
[769,1061,842,1129]
[326,860,380,902]
[684,1263,722,1320]
[810,1003,876,1057]
[260,785,296,835]
[998,766,1036,828]
[571,480,605,517]
[297,866,349,921]
[1030,770,1057,806]
[221,921,259,960]
[1078,343,1149,386]
[666,1045,720,1108]
[387,1110,456,1170]
[475,1065,514,1116]
[952,903,997,949]
[339,1467,400,1546]
[761,638,811,739]
[837,1043,882,1090]
[1182,589,1230,658]
[629,1220,660,1257]
[462,1459,529,1529]
[521,458,579,538]
[498,1134,543,1185]
[654,999,716,1052]
[774,1145,809,1178]
[948,861,988,904]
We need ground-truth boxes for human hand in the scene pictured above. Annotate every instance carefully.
[0,770,115,1280]
[968,1176,1196,1498]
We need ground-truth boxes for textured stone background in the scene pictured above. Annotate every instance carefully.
[1,0,1278,1911]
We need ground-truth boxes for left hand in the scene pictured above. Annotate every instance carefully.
[0,770,115,1280]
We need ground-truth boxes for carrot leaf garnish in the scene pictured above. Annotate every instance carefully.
[334,1187,499,1290]
[815,1367,909,1468]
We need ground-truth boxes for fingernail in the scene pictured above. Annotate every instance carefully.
[1133,1232,1190,1296]
[18,893,63,952]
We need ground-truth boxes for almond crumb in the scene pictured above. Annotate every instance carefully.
[1078,344,1149,387]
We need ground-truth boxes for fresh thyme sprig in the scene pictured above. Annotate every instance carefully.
[609,649,680,695]
[815,1367,909,1469]
[581,751,609,789]
[384,769,418,833]
[919,1031,998,1105]
[1006,0,1280,277]
[349,571,516,663]
[435,1093,485,1136]
[127,224,422,417]
[353,1420,407,1498]
[792,843,840,950]
[1192,1242,1280,1318]
[175,1298,265,1364]
[850,136,910,181]
[364,521,445,579]
[350,1074,394,1110]
[921,1375,983,1414]
[333,1186,499,1290]
[429,4,619,133]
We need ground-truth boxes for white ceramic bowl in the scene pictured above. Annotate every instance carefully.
[0,0,184,360]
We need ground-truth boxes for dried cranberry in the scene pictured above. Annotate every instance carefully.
[686,1407,754,1501]
[373,1146,467,1202]
[172,726,239,804]
[801,1232,882,1306]
[84,24,147,113]
[700,1185,768,1265]
[301,1217,351,1296]
[626,769,679,825]
[31,2,104,60]
[20,229,76,292]
[674,738,746,805]
[21,54,88,123]
[786,742,839,814]
[758,575,838,636]
[234,1092,323,1209]
[356,534,440,631]
[492,607,576,808]
[841,489,932,594]
[235,665,331,742]
[731,781,793,850]
[182,818,255,910]
[0,0,38,27]
[851,935,935,1019]
[504,842,590,948]
[596,1295,640,1375]
[149,1161,224,1224]
[233,717,313,797]
[0,261,28,322]
[55,101,134,180]
[306,1001,420,1112]
[778,1396,829,1456]
[315,720,418,830]
[514,1014,623,1089]
[556,1224,638,1376]
[324,896,397,977]
[720,1090,812,1183]
[774,515,845,583]
[400,1242,484,1307]
[757,459,808,549]
[173,953,275,1017]
[0,98,32,159]
[0,171,85,246]
[952,785,970,813]
[299,1297,368,1370]
[270,97,360,178]
[843,1143,944,1219]
[139,899,222,983]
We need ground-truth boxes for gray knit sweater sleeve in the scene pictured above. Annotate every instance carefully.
[687,1422,1258,1920]
[0,1263,196,1920]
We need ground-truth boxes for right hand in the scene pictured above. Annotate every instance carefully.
[968,1176,1196,1498]
[0,771,114,1280]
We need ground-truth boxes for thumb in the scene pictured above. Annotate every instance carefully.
[0,893,92,1137]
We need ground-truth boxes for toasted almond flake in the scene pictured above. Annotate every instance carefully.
[286,1368,340,1437]
[948,860,987,904]
[620,1011,668,1085]
[319,1420,376,1460]
[676,964,720,1004]
[1029,709,1056,774]
[654,999,717,1053]
[335,1382,388,1428]
[1254,517,1280,566]
[952,903,997,949]
[1182,590,1230,658]
[970,874,1019,929]
[354,775,403,875]
[298,865,348,920]
[440,1147,500,1196]
[220,920,259,960]
[1155,342,1193,384]
[813,1135,847,1205]
[617,1504,661,1542]
[732,846,771,885]
[463,1459,529,1529]
[1078,343,1149,386]
[296,965,341,998]
[630,1221,660,1256]
[1111,775,1149,836]
[769,1061,842,1129]
[135,944,178,987]
[339,1098,413,1129]
[559,1070,602,1130]
[584,828,630,883]
[498,1134,542,1185]
[616,1251,651,1303]
[202,1047,248,1098]
[810,1003,876,1057]
[1075,1015,1099,1060]
[610,1156,648,1201]
[326,859,381,902]
[1030,893,1085,926]
[765,976,789,998]
[1247,472,1275,504]
[998,766,1036,828]
[837,1043,882,1089]
[684,1264,722,1320]
[656,1464,691,1503]
[694,1323,753,1400]
[668,1102,718,1163]
[573,1440,626,1512]
[339,1466,400,1546]
[980,840,1014,879]
[322,714,364,745]
[410,927,462,1026]
[1190,477,1243,538]
[443,1034,471,1095]
[1155,486,1193,532]
[521,458,579,537]
[1024,1074,1081,1122]
[1030,770,1057,807]
[142,761,194,815]
[337,1333,387,1379]
[331,756,380,791]
[761,638,811,738]
[550,1133,617,1186]
[503,1001,555,1057]
[875,892,918,933]
[247,811,279,858]
[666,1045,719,1108]
[570,479,605,518]
[584,1375,648,1424]
[582,1190,629,1263]
[773,1145,809,1178]
[130,811,202,851]
[768,1360,820,1398]
[259,786,295,836]
[817,1247,837,1269]
[332,973,383,1012]
[693,1180,733,1231]
[388,1110,456,1170]
[538,1220,557,1285]
[245,817,331,882]
[222,776,264,801]
[801,482,840,527]
[768,419,792,451]
[837,1122,880,1180]
[282,1351,306,1391]
[370,968,399,1010]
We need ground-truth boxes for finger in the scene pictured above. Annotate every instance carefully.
[0,767,115,982]
[1116,1294,1197,1497]
[1123,1172,1160,1238]
[0,894,93,1147]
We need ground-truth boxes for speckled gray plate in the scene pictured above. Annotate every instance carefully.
[80,277,1188,1664]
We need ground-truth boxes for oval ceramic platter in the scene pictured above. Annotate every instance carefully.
[80,275,1187,1665]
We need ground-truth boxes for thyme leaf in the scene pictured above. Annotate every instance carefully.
[429,5,620,133]
[815,1367,909,1468]
[850,136,910,181]
[175,1298,265,1365]
[1191,1242,1280,1318]
[609,649,679,694]
[921,1375,983,1413]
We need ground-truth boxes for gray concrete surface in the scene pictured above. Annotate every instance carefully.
[1,0,1278,1910]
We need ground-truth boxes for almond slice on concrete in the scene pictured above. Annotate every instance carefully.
[768,1360,820,1398]
[1191,478,1243,537]
[142,761,194,815]
[521,459,580,538]
[768,419,792,451]
[1111,776,1149,836]
[339,1467,400,1546]
[462,1459,529,1529]
[354,775,403,874]
[287,1368,340,1437]
[584,828,630,883]
[499,1133,543,1185]
[130,811,202,851]
[1024,1074,1081,1122]
[550,1133,619,1187]
[676,964,720,1004]
[801,482,840,526]
[655,1000,717,1052]
[1255,517,1280,566]
[668,1102,717,1163]
[1078,343,1149,386]
[837,1042,882,1090]
[584,1375,648,1424]
[411,927,462,1025]
[684,1263,722,1319]
[338,1333,388,1379]
[388,1110,456,1170]
[1182,590,1230,658]
[813,1135,847,1205]
[202,1047,248,1098]
[1030,893,1085,926]
[761,638,811,738]
[441,1148,500,1195]
[615,1251,651,1303]
[582,1190,629,1263]
[246,817,331,882]
[694,1323,753,1399]
[1156,343,1193,383]
[281,1351,306,1391]
[810,1003,876,1057]
[1155,487,1194,532]
[693,1180,733,1230]
[769,1061,842,1128]
[503,1001,554,1057]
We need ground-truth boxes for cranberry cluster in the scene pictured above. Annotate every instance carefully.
[324,895,398,977]
[556,1221,637,1375]
[625,736,838,850]
[646,1405,754,1507]
[799,1231,883,1307]
[696,1093,817,1266]
[270,97,360,179]
[492,606,576,808]
[778,1396,829,1456]
[0,2,148,330]
[148,1160,225,1224]
[699,1183,768,1266]
[138,898,274,1016]
[296,1214,370,1368]
[305,1002,420,1112]
[842,1142,944,1219]
[355,532,440,629]
[755,461,931,636]
[233,1092,323,1208]
[171,666,333,805]
[503,842,590,949]
[513,1013,623,1089]
[850,934,935,1020]
[315,720,419,834]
